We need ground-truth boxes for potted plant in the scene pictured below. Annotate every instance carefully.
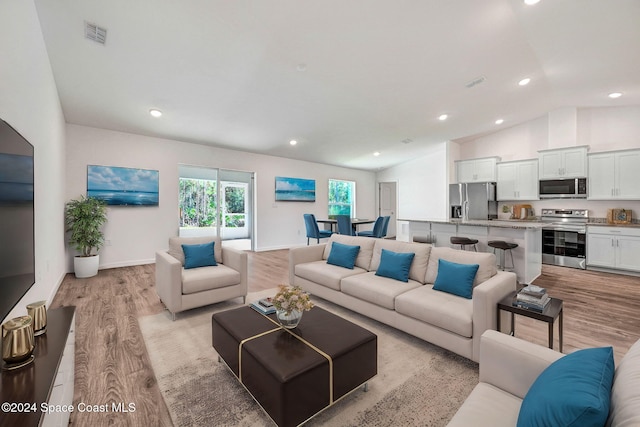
[65,195,107,278]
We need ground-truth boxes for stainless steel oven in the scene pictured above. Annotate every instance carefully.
[541,209,588,269]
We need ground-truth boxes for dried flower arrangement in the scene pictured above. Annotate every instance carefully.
[272,285,314,315]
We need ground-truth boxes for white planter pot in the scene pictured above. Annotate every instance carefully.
[74,255,99,278]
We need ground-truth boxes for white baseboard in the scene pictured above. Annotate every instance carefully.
[44,271,67,308]
[98,258,155,270]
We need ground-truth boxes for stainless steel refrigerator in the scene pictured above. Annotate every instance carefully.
[449,182,497,220]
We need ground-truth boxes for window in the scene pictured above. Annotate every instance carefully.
[328,179,355,217]
[179,178,217,228]
[221,182,247,228]
[178,165,253,242]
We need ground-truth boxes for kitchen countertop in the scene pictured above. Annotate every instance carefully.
[587,222,640,228]
[399,218,640,229]
[398,218,547,229]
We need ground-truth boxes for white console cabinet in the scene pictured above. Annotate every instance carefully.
[0,307,75,427]
[41,312,75,427]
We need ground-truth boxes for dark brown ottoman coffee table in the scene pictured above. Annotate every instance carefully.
[212,306,377,427]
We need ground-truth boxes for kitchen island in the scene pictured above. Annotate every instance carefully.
[398,218,543,283]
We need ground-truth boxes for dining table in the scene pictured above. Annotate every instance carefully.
[317,218,375,234]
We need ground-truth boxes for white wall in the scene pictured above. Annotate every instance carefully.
[455,115,548,162]
[455,106,640,219]
[65,124,377,270]
[0,0,67,322]
[578,106,640,153]
[376,142,448,220]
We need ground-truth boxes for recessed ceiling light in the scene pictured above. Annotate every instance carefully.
[518,78,531,86]
[373,152,381,156]
[149,109,162,117]
[495,119,504,125]
[524,0,540,5]
[289,140,298,146]
[608,92,623,99]
[438,114,448,121]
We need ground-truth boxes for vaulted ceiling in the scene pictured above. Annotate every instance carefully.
[35,0,640,170]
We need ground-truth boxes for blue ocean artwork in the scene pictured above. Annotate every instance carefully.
[275,176,316,202]
[87,165,159,206]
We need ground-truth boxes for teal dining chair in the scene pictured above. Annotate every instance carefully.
[357,216,385,238]
[303,214,333,245]
[336,215,355,236]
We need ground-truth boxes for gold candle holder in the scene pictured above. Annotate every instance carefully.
[27,300,47,336]
[1,316,35,370]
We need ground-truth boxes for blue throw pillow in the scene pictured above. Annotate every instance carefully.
[182,242,217,269]
[517,346,614,427]
[375,249,415,282]
[432,259,479,299]
[327,242,360,269]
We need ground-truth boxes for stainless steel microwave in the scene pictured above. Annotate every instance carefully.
[539,178,587,199]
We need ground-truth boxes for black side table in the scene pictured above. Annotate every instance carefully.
[497,291,563,352]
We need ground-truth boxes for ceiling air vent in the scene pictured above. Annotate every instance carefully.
[85,21,107,45]
[465,76,486,89]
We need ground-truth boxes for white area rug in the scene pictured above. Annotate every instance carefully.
[139,290,478,426]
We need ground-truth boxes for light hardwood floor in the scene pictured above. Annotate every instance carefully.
[50,250,640,426]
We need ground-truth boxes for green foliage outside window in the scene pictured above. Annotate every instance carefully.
[223,186,246,227]
[328,180,354,217]
[179,178,217,227]
[224,186,245,213]
[179,179,247,228]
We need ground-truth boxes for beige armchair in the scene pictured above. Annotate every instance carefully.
[155,236,247,320]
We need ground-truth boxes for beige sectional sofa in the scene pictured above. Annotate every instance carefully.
[289,234,517,362]
[448,330,640,426]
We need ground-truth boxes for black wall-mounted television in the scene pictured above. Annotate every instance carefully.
[0,118,35,322]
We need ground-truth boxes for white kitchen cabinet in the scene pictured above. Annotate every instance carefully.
[587,226,640,272]
[588,149,640,200]
[538,146,588,179]
[456,157,500,183]
[457,225,488,252]
[497,159,538,201]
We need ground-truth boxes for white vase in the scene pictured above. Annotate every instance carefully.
[74,255,99,278]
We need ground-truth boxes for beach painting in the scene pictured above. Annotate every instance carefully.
[87,165,159,206]
[275,176,316,202]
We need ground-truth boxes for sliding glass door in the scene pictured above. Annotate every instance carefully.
[218,169,252,244]
[178,165,254,250]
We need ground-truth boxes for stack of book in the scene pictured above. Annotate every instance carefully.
[515,285,550,311]
[250,297,276,315]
